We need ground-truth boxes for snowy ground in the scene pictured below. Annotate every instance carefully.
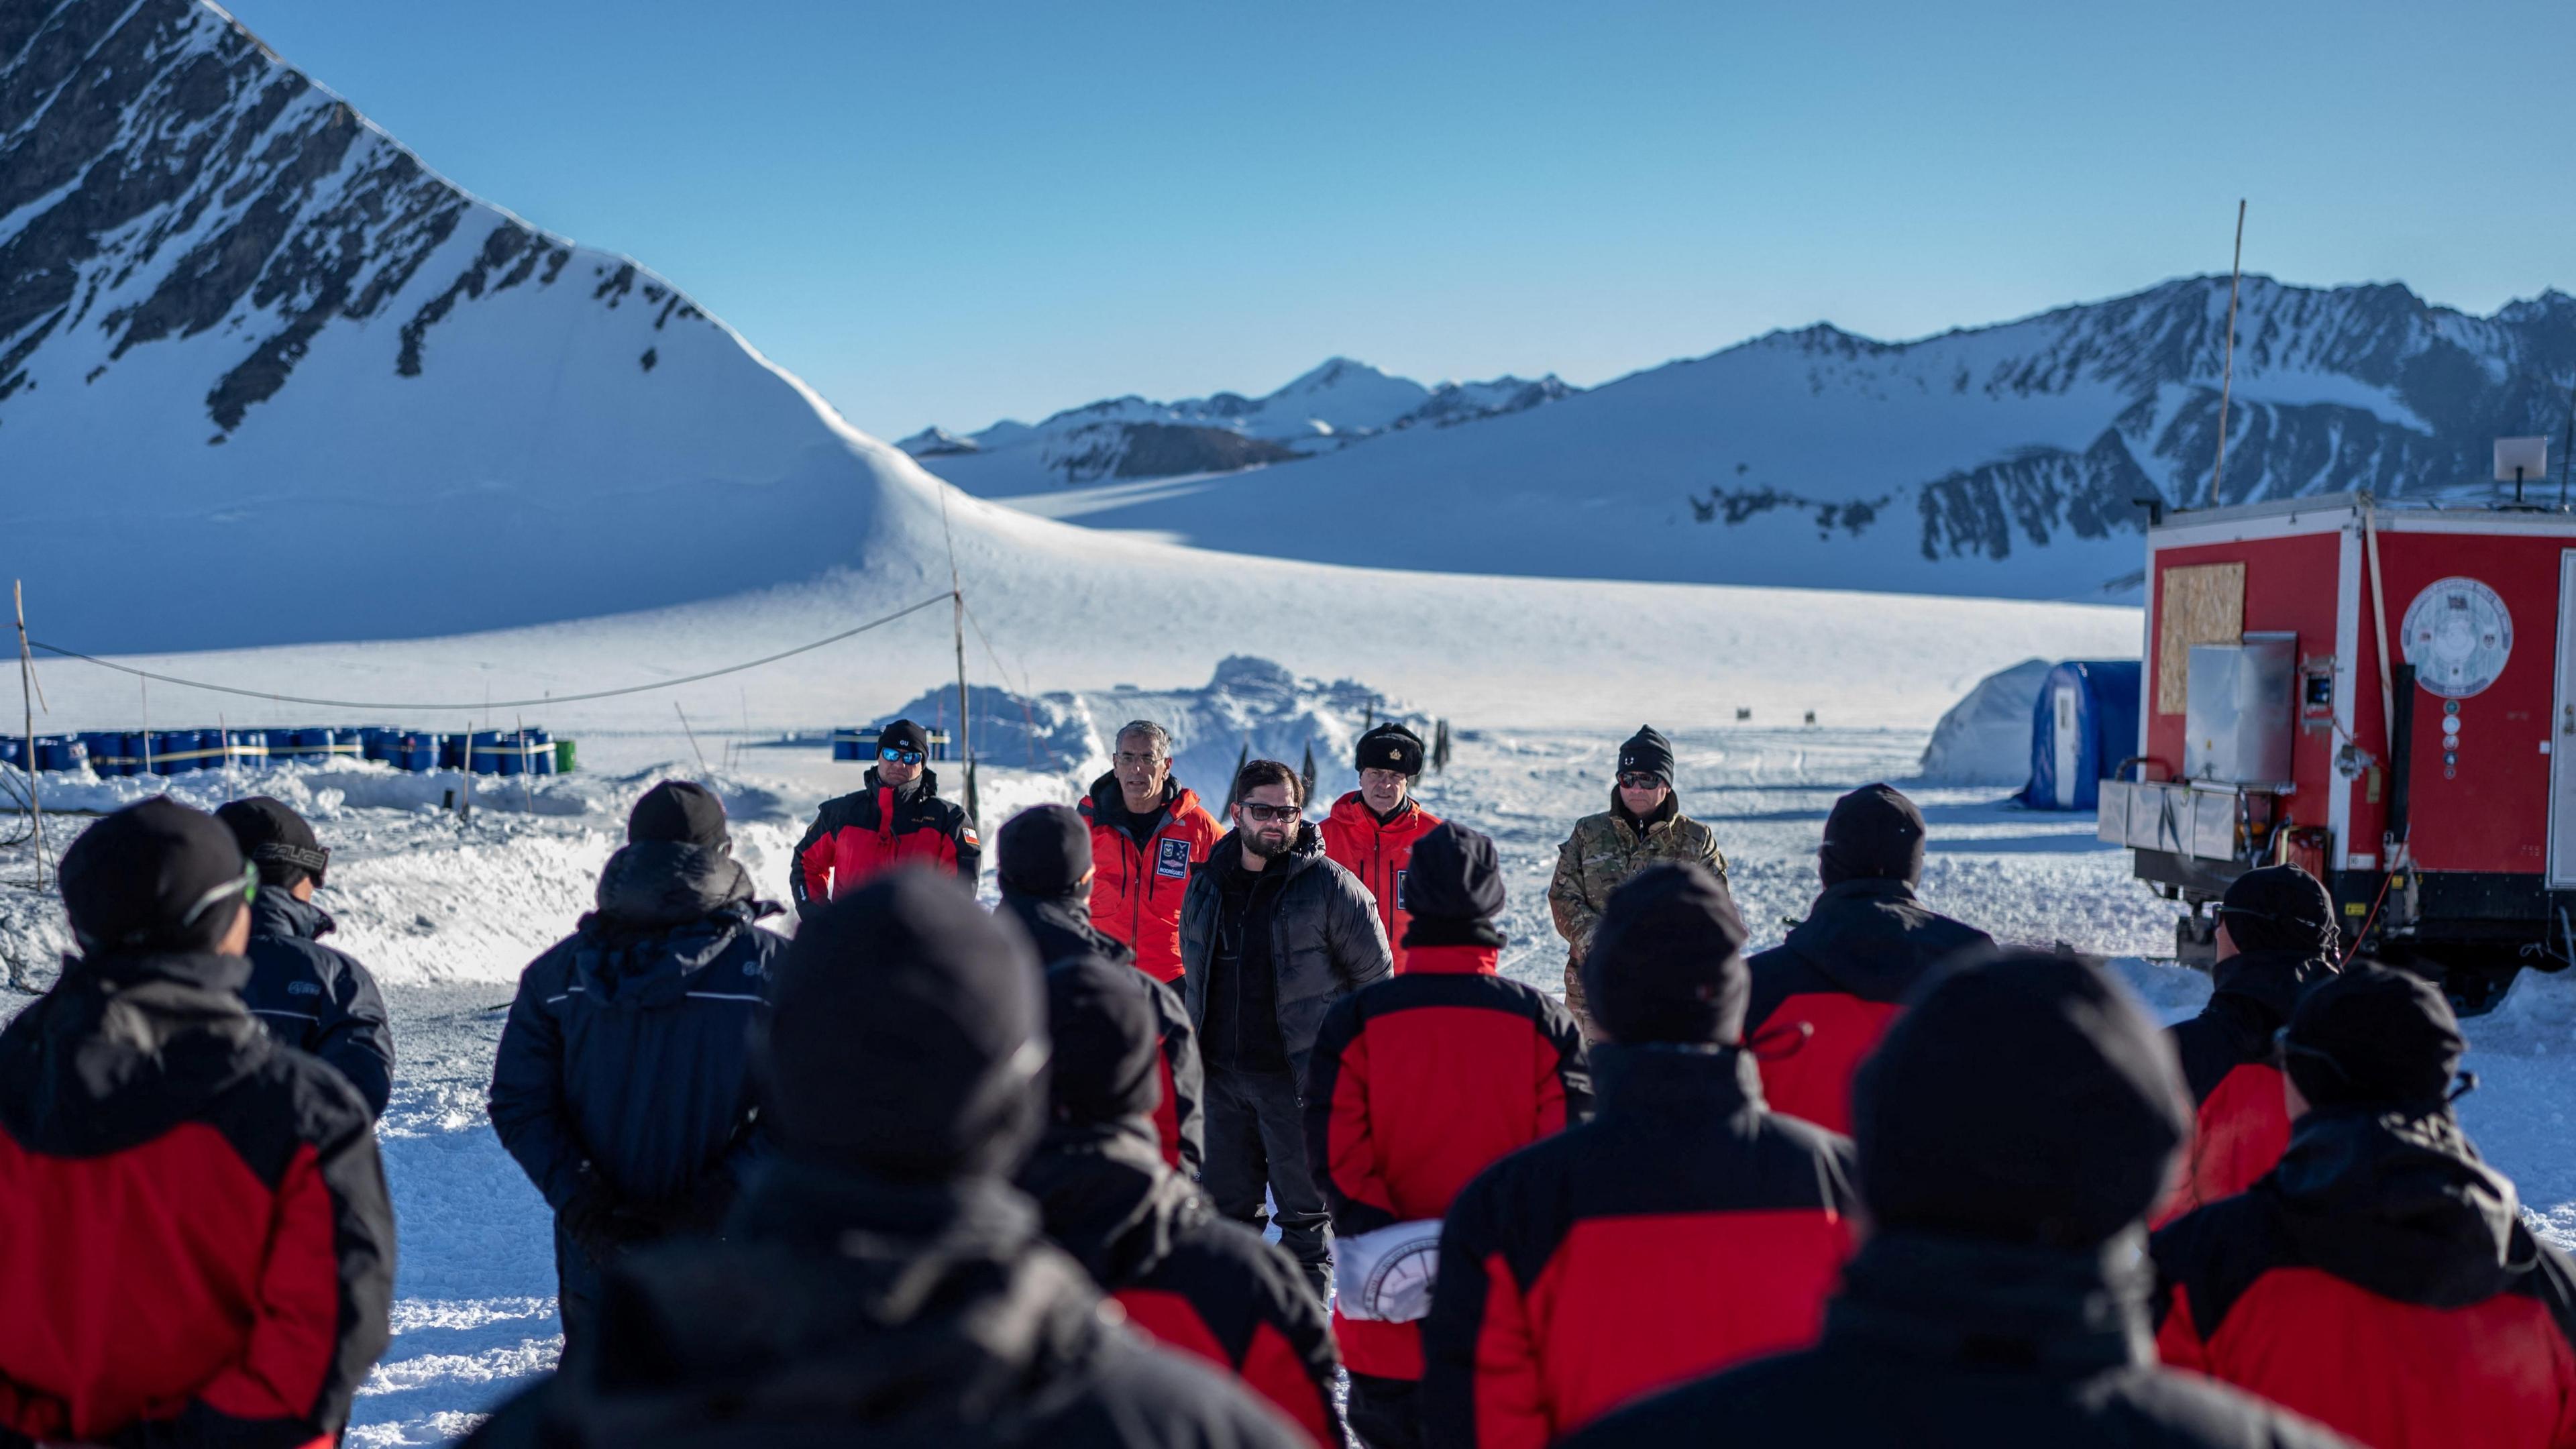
[4,722,2574,1445]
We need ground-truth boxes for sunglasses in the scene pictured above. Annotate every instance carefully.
[181,863,258,932]
[1617,772,1666,790]
[1238,802,1300,824]
[879,747,925,765]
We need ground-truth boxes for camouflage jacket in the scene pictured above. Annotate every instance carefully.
[1548,793,1726,962]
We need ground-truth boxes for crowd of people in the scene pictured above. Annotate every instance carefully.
[2,715,2574,1448]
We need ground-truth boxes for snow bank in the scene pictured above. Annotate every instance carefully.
[1917,658,2051,786]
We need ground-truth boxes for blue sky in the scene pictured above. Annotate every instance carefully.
[223,0,2576,439]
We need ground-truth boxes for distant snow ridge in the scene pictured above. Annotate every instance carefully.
[906,357,1580,489]
[877,655,1422,804]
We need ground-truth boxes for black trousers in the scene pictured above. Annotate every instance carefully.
[1201,1063,1332,1275]
[1348,1372,1423,1449]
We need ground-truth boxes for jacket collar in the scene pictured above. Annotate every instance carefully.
[1015,1120,1197,1285]
[867,765,937,802]
[1329,790,1422,833]
[1609,787,1680,835]
[2210,946,2336,1028]
[1591,1040,1762,1119]
[249,890,334,943]
[1087,771,1177,831]
[2262,1105,2528,1307]
[1400,942,1500,975]
[1823,1229,2152,1376]
[1208,822,1326,882]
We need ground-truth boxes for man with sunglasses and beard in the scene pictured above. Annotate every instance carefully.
[1180,759,1393,1301]
[1548,725,1725,1040]
[792,717,982,910]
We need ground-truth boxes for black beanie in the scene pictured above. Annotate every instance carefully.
[2283,961,2465,1110]
[1854,947,2189,1249]
[2220,864,2338,957]
[998,804,1092,899]
[1616,725,1674,788]
[627,780,729,849]
[877,718,931,757]
[1043,952,1163,1126]
[757,871,1047,1181]
[1818,782,1925,888]
[60,798,251,954]
[1354,721,1425,778]
[1403,822,1507,949]
[215,795,330,888]
[1581,861,1749,1044]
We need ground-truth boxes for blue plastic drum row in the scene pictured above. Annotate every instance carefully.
[5,727,560,777]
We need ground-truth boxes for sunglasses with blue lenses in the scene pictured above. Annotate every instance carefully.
[879,747,925,765]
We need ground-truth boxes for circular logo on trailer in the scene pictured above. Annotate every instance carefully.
[2401,577,2514,698]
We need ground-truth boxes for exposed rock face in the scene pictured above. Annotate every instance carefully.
[0,0,704,433]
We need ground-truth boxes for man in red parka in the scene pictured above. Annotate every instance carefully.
[1082,720,1222,983]
[2154,961,2576,1448]
[1322,722,1442,976]
[0,799,394,1449]
[1422,861,1858,1448]
[2155,864,2341,1226]
[1305,822,1589,1449]
[792,718,981,912]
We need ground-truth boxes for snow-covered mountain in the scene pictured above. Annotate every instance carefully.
[0,0,920,651]
[960,278,2576,600]
[907,357,1577,492]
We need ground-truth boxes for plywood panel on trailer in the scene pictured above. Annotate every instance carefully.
[2157,562,2245,714]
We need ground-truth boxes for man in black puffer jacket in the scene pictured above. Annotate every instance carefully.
[1741,783,1988,1134]
[997,804,1203,1175]
[215,795,397,1117]
[1562,949,2352,1449]
[2156,865,2341,1226]
[488,781,787,1352]
[1020,953,1342,1444]
[1178,759,1392,1296]
[466,873,1307,1449]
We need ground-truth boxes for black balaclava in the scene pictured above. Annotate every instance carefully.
[627,780,730,850]
[1580,861,1749,1045]
[1854,947,2189,1249]
[1817,782,1926,888]
[997,804,1092,899]
[2282,961,2467,1111]
[757,871,1048,1181]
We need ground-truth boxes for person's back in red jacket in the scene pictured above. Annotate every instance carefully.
[0,800,394,1449]
[1743,784,1988,1134]
[2154,963,2576,1449]
[1081,722,1222,983]
[790,721,981,913]
[1424,862,1857,1448]
[1020,954,1343,1445]
[2156,866,2340,1227]
[1321,722,1441,974]
[1305,822,1588,1449]
[1561,948,2352,1449]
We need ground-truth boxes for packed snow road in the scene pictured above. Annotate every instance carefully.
[6,723,2574,1446]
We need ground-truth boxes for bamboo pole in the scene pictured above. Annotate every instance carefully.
[14,582,42,888]
[2208,199,2247,508]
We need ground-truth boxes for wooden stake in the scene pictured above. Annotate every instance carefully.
[14,581,42,888]
[676,700,712,781]
[2208,199,2247,508]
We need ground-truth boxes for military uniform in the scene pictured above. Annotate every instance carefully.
[1548,793,1725,1038]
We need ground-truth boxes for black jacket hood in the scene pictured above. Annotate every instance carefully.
[1016,1119,1202,1287]
[1203,822,1328,884]
[1826,1228,2153,1377]
[0,949,272,1153]
[1778,878,1990,1000]
[250,890,336,944]
[574,842,778,1006]
[547,1162,1106,1440]
[2265,1106,2529,1307]
[2211,946,2336,1027]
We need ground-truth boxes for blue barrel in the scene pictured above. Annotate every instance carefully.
[326,729,361,760]
[272,729,318,763]
[466,729,502,775]
[78,732,127,777]
[832,728,867,762]
[393,733,435,773]
[34,736,87,773]
[223,731,269,768]
[525,729,555,775]
[0,737,18,768]
[359,727,396,762]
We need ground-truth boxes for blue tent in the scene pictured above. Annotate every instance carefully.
[2017,660,2142,810]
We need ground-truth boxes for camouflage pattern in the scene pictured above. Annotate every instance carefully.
[1549,794,1727,1038]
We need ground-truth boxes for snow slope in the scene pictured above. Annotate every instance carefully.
[909,358,1574,495]
[962,278,2576,602]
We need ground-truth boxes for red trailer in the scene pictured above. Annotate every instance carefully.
[2098,491,2576,1008]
